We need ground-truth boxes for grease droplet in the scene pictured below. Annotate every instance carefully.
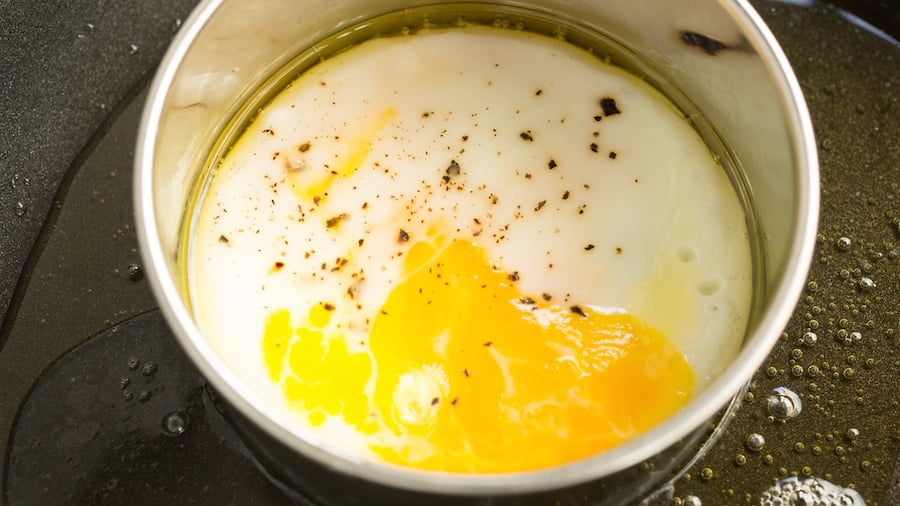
[767,387,802,420]
[162,412,188,436]
[747,433,766,451]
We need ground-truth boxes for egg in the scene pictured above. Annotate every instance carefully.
[189,25,752,473]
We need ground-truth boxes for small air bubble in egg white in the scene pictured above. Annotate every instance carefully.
[696,276,722,296]
[676,245,698,263]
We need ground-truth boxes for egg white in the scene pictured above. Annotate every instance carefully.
[189,25,751,452]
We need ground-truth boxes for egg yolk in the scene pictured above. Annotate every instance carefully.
[262,238,694,472]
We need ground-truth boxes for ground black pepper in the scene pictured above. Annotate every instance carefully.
[600,97,620,116]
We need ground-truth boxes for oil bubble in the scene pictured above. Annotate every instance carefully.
[699,467,714,481]
[162,412,188,436]
[746,433,766,451]
[802,332,818,346]
[858,277,875,292]
[14,201,26,217]
[734,454,747,466]
[127,264,144,282]
[836,237,852,250]
[759,477,866,506]
[767,387,802,420]
[683,495,702,506]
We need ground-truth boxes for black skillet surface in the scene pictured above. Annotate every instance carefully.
[0,0,897,504]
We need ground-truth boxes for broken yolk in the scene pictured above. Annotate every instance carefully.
[262,238,694,473]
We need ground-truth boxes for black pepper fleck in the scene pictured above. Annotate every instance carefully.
[600,97,621,116]
[535,200,547,211]
[584,244,595,251]
[508,271,520,282]
[298,142,311,152]
[570,305,588,317]
[609,151,617,159]
[562,190,570,200]
[323,303,335,311]
[218,234,229,244]
[590,143,599,153]
[548,159,557,170]
[446,160,461,176]
[520,131,534,142]
[326,215,343,227]
[398,229,410,242]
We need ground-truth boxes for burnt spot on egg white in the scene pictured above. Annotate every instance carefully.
[680,31,729,55]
